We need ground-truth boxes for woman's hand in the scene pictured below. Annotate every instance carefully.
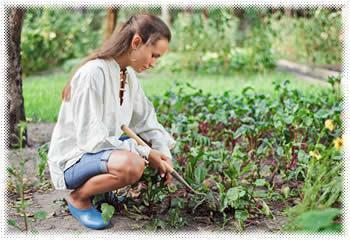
[148,149,173,185]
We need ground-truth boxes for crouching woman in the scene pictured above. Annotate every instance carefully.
[47,14,176,230]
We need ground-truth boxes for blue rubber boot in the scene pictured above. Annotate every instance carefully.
[67,200,110,230]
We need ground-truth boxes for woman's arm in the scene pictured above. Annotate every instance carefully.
[128,75,176,184]
[129,78,176,159]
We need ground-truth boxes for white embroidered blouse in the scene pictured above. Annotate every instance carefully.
[47,58,176,190]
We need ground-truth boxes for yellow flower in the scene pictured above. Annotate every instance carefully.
[334,137,343,150]
[325,119,335,131]
[309,151,321,160]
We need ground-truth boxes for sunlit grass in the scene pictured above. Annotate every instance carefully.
[23,70,329,122]
[23,73,69,122]
[139,70,329,97]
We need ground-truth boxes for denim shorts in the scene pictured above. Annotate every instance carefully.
[64,135,130,189]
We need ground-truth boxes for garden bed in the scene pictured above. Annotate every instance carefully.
[6,77,343,233]
[6,122,287,233]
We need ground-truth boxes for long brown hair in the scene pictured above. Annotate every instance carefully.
[61,14,171,101]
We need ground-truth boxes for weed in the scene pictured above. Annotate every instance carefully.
[7,121,48,231]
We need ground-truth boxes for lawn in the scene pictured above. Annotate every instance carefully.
[140,70,328,97]
[22,69,328,122]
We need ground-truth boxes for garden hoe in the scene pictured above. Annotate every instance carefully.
[121,125,219,212]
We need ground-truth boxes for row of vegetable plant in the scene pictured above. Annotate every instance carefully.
[98,76,343,232]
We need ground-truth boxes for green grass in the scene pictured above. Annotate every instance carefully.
[23,73,69,122]
[23,70,329,122]
[140,70,329,97]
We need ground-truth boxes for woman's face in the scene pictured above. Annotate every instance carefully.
[129,37,168,73]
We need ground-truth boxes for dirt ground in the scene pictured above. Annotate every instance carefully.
[5,122,288,235]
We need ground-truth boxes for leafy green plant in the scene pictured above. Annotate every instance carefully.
[36,142,49,184]
[147,217,167,231]
[138,167,169,212]
[292,208,342,232]
[7,122,48,231]
[7,121,30,231]
[328,75,342,102]
[169,208,187,229]
[101,203,115,223]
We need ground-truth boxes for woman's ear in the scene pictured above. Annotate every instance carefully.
[131,34,143,49]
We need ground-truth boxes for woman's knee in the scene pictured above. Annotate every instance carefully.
[107,151,145,185]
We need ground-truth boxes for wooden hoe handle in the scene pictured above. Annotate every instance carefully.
[121,125,174,173]
[121,124,147,147]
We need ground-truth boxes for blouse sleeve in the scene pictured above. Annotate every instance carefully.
[71,67,151,158]
[129,76,176,159]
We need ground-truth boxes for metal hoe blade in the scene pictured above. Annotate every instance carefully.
[171,170,206,197]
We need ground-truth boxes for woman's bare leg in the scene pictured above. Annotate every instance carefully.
[68,150,145,209]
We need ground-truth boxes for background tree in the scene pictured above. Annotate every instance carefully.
[161,4,170,24]
[104,7,119,41]
[7,7,27,148]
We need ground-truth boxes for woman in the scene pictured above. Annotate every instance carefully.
[47,14,176,230]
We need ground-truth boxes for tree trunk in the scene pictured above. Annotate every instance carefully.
[184,7,192,15]
[161,4,170,24]
[7,7,27,148]
[234,8,248,47]
[168,8,179,25]
[284,8,292,18]
[202,8,209,19]
[104,7,119,41]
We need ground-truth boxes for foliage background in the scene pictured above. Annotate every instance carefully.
[20,7,342,76]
